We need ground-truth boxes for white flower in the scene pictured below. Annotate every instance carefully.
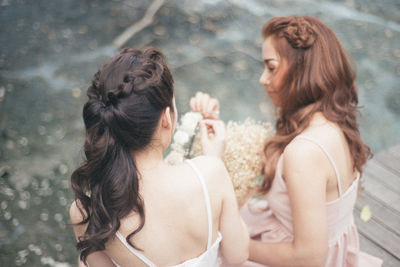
[180,112,202,136]
[166,112,203,165]
[165,151,184,165]
[173,130,190,146]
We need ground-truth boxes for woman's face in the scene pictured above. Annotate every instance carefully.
[259,37,284,107]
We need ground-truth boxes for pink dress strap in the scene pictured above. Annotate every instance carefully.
[293,135,343,197]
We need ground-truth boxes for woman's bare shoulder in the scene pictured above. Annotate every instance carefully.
[161,156,229,198]
[190,156,231,189]
[283,128,335,180]
[69,199,89,240]
[191,155,226,171]
[284,137,327,167]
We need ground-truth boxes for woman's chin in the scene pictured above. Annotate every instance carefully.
[267,94,279,107]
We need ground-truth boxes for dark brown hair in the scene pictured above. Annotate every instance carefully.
[70,47,174,263]
[261,16,372,191]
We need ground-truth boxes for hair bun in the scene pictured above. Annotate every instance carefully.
[283,17,316,49]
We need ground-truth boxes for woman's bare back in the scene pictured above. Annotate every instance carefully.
[103,157,223,266]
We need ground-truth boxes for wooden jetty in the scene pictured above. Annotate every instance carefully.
[355,144,400,267]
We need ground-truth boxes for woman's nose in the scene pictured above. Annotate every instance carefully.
[259,70,270,86]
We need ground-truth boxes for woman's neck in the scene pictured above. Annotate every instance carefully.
[133,146,167,175]
[309,112,329,127]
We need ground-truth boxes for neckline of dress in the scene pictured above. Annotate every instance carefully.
[173,232,222,266]
[114,231,222,267]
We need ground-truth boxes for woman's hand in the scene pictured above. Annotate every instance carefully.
[190,92,220,120]
[199,119,226,158]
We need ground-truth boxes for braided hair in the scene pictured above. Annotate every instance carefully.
[260,16,372,192]
[70,47,174,263]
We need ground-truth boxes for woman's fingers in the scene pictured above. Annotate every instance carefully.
[206,99,220,119]
[206,98,219,114]
[200,93,210,114]
[189,92,220,119]
[195,92,204,111]
[202,119,225,139]
[199,120,226,158]
[199,121,210,146]
[190,97,197,112]
[190,92,203,112]
[215,120,225,139]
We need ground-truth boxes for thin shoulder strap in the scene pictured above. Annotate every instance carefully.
[111,258,121,267]
[186,159,213,249]
[294,135,343,197]
[115,231,157,267]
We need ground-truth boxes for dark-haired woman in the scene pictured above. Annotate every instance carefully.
[69,47,249,267]
[191,16,382,266]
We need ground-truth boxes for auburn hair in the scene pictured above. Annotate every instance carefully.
[70,47,174,263]
[261,16,372,192]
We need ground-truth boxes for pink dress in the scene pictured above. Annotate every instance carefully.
[224,135,382,267]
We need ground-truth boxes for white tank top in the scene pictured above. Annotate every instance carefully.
[111,159,222,267]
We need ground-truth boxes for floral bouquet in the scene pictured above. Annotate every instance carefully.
[166,112,272,207]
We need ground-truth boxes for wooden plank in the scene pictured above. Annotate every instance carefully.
[359,233,400,267]
[354,207,400,259]
[363,160,400,194]
[355,191,400,236]
[375,148,400,176]
[387,145,400,158]
[361,172,400,214]
[354,145,400,265]
[385,145,400,157]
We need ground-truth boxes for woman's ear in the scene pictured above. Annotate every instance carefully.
[161,106,173,130]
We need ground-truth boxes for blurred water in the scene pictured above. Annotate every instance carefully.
[0,0,399,265]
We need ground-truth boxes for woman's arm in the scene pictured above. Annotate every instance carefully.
[196,119,249,264]
[249,139,330,267]
[70,201,116,267]
[215,158,250,265]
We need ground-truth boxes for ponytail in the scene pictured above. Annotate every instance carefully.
[70,47,174,263]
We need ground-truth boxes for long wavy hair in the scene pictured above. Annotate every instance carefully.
[261,16,372,192]
[70,47,174,263]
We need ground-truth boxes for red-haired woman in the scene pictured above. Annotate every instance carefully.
[191,16,382,266]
